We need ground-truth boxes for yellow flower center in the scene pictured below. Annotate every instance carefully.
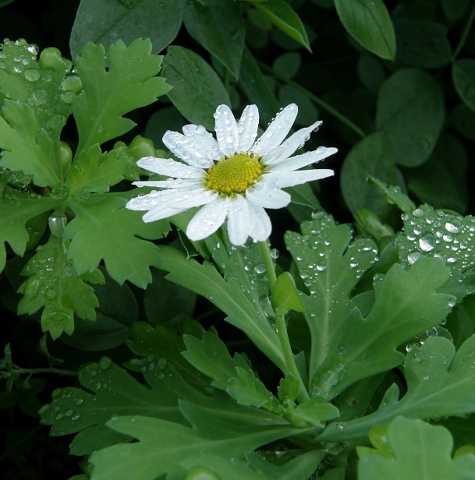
[205,154,264,195]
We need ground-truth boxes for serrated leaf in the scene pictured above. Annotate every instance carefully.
[64,196,170,288]
[156,245,285,370]
[162,46,230,131]
[183,0,245,78]
[376,68,444,167]
[334,0,395,60]
[73,39,171,153]
[309,257,454,401]
[89,400,308,480]
[453,59,475,113]
[183,332,275,408]
[284,212,378,383]
[70,0,184,60]
[66,144,129,196]
[0,190,58,272]
[253,0,311,52]
[17,234,104,339]
[0,100,61,187]
[358,416,475,480]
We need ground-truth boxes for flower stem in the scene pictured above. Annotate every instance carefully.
[275,307,310,403]
[259,240,277,290]
[13,367,78,377]
[452,3,475,60]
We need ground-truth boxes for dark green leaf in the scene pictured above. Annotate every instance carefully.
[70,0,184,59]
[334,0,395,60]
[453,59,475,113]
[162,46,231,130]
[183,0,245,78]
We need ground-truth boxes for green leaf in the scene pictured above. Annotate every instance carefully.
[73,39,171,153]
[183,332,276,408]
[70,0,184,59]
[271,272,305,313]
[452,59,475,113]
[0,190,57,273]
[369,176,416,214]
[309,257,454,401]
[17,234,104,339]
[394,19,451,68]
[183,0,245,78]
[162,46,231,131]
[64,196,170,288]
[340,132,406,219]
[442,0,471,21]
[66,144,129,196]
[358,416,475,479]
[397,204,475,299]
[284,212,379,383]
[0,101,61,187]
[253,0,311,52]
[334,0,395,60]
[376,68,445,167]
[89,401,308,480]
[156,245,285,370]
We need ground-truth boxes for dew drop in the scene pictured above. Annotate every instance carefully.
[24,68,40,82]
[419,233,435,252]
[99,357,112,369]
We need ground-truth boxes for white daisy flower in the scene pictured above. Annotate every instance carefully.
[126,104,337,246]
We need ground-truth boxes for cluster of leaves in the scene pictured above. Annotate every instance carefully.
[1,0,475,478]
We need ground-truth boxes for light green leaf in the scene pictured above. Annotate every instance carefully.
[183,332,276,408]
[376,68,445,167]
[0,189,58,273]
[67,144,129,196]
[285,212,379,383]
[394,19,451,68]
[73,39,171,153]
[89,401,307,480]
[183,0,245,78]
[162,46,230,130]
[334,0,395,60]
[358,416,475,480]
[64,196,170,288]
[453,59,475,113]
[0,100,61,187]
[156,245,284,370]
[70,0,184,59]
[271,272,305,313]
[253,0,311,52]
[17,234,104,339]
[309,257,454,401]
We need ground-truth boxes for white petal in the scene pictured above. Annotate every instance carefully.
[186,197,230,241]
[162,130,218,169]
[137,156,203,179]
[227,195,251,246]
[127,189,190,220]
[265,120,322,165]
[170,189,217,210]
[246,186,291,209]
[132,178,199,189]
[237,104,259,152]
[252,104,298,156]
[265,169,334,188]
[214,104,239,156]
[248,202,272,242]
[270,146,338,171]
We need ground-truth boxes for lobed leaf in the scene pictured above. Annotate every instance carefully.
[64,196,170,288]
[73,38,171,154]
[334,0,395,60]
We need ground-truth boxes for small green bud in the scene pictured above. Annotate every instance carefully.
[39,47,67,71]
[129,135,156,158]
[59,141,73,172]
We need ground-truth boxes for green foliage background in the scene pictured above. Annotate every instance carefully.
[1,0,475,478]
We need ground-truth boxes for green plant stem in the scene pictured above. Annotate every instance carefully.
[259,240,277,290]
[275,307,310,403]
[452,4,475,60]
[14,367,78,377]
[259,62,366,139]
